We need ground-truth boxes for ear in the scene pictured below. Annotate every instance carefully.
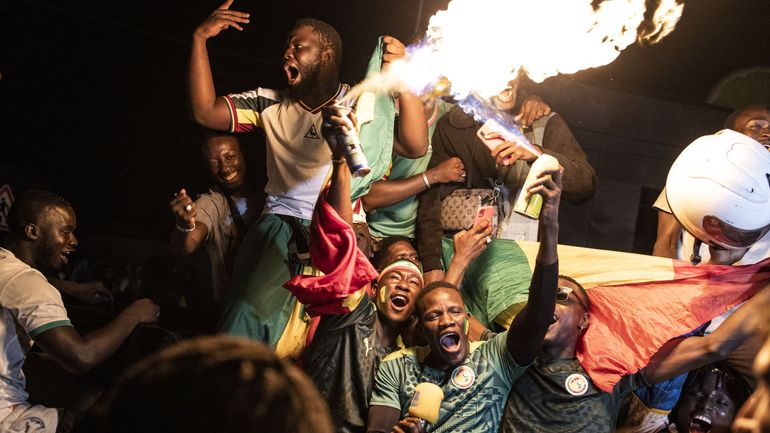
[24,223,39,241]
[579,313,589,332]
[321,48,334,66]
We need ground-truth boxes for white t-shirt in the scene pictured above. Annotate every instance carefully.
[226,85,348,220]
[0,248,71,410]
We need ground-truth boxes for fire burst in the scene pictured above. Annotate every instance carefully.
[343,0,684,149]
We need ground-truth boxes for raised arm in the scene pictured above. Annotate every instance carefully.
[643,286,770,384]
[34,298,159,374]
[381,36,428,158]
[506,163,563,366]
[444,220,493,287]
[322,106,355,224]
[189,0,250,130]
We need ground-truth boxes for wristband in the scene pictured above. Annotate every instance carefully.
[422,172,431,189]
[176,222,196,233]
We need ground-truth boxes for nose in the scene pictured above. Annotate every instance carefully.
[283,47,294,61]
[70,234,79,248]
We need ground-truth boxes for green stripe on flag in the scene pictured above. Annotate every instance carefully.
[350,36,397,200]
[441,238,533,329]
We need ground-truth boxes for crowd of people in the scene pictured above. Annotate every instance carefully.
[1,3,770,433]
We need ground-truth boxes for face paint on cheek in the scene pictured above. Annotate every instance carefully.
[380,285,388,304]
[464,317,470,336]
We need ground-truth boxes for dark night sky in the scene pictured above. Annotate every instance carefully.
[1,0,768,241]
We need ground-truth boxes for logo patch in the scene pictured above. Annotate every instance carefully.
[564,373,589,396]
[0,184,14,232]
[304,124,321,139]
[450,365,475,390]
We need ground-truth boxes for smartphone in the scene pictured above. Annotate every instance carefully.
[474,205,495,227]
[477,119,510,164]
[477,120,506,151]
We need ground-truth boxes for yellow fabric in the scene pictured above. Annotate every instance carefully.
[494,241,677,329]
[235,108,262,128]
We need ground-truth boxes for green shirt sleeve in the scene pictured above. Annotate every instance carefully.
[482,331,528,387]
[369,354,406,411]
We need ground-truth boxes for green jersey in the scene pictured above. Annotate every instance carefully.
[367,100,454,239]
[370,331,526,433]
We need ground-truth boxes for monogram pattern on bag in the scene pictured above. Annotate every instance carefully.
[441,189,499,233]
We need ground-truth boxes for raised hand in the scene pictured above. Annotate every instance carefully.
[488,133,539,166]
[453,218,494,264]
[526,162,563,227]
[515,94,551,127]
[170,188,196,232]
[321,105,357,158]
[193,0,250,41]
[381,35,406,72]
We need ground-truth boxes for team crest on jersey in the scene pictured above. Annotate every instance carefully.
[304,124,321,139]
[450,365,475,389]
[564,373,589,396]
[0,184,14,232]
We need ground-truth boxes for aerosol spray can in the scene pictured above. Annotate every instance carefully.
[334,105,371,177]
[513,154,559,219]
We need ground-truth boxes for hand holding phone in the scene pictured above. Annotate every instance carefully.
[474,205,495,228]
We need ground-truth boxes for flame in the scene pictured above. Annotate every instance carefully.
[342,0,683,147]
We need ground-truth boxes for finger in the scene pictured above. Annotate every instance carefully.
[215,10,250,19]
[218,0,233,10]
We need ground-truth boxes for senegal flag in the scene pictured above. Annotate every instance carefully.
[442,238,770,392]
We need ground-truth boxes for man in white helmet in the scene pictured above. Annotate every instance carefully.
[653,104,770,266]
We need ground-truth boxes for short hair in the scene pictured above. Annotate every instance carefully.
[373,236,415,270]
[6,189,72,234]
[198,129,240,158]
[724,104,770,130]
[414,281,461,318]
[559,274,590,312]
[91,336,334,433]
[293,18,342,69]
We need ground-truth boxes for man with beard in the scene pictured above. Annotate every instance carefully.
[286,106,491,433]
[169,132,260,307]
[0,190,159,432]
[188,0,427,359]
[366,158,564,433]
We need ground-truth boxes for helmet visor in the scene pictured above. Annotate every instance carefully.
[702,214,770,249]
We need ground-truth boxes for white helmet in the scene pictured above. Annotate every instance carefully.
[666,129,770,250]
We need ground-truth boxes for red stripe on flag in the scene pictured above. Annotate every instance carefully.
[284,195,378,316]
[577,257,770,392]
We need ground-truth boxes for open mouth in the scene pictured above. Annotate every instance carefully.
[284,64,300,85]
[390,294,408,309]
[60,250,73,265]
[496,88,514,102]
[688,414,712,433]
[439,332,460,350]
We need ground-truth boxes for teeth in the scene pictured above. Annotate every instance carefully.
[694,415,711,424]
[224,172,237,181]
